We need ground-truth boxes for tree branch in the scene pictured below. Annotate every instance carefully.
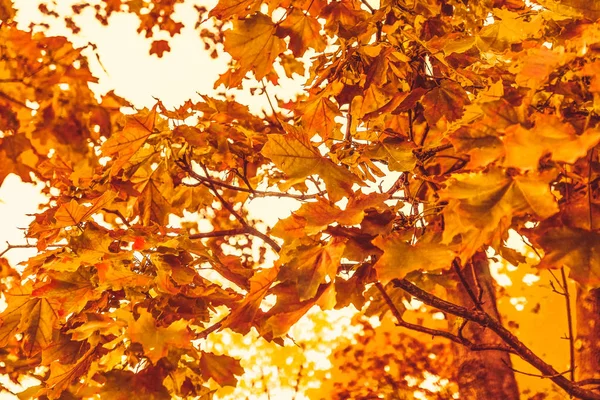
[375,282,515,354]
[176,158,325,200]
[198,163,281,253]
[392,278,600,400]
[0,242,63,258]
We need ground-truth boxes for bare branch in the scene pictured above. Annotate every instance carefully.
[375,282,515,354]
[393,278,600,400]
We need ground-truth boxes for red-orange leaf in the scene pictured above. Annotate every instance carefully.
[421,81,470,125]
[149,39,170,57]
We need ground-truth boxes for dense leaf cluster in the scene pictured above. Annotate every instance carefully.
[1,0,600,398]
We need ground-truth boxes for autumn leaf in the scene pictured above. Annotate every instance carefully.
[533,226,600,286]
[31,268,100,316]
[209,0,262,19]
[96,262,153,290]
[223,13,285,86]
[199,352,244,387]
[125,308,193,363]
[149,39,170,57]
[279,238,346,300]
[272,192,388,238]
[259,282,336,340]
[261,129,361,202]
[441,168,559,259]
[43,347,96,400]
[220,267,279,334]
[0,134,36,185]
[0,282,57,357]
[503,116,600,169]
[54,191,117,228]
[421,80,470,125]
[102,104,158,175]
[0,0,15,22]
[297,90,342,140]
[277,9,326,57]
[365,138,417,172]
[372,234,455,285]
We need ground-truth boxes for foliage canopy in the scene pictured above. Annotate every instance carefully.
[1,0,600,398]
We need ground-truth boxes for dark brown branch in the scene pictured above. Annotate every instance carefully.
[197,321,222,339]
[453,259,484,311]
[189,228,262,240]
[392,278,600,400]
[579,379,600,387]
[102,208,131,228]
[375,282,515,354]
[198,163,281,253]
[177,159,325,200]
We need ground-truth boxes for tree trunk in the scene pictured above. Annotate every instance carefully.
[576,287,600,385]
[449,252,520,400]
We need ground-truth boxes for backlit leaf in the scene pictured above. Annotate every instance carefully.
[277,9,326,57]
[372,234,455,285]
[223,13,285,86]
[199,352,244,387]
[261,129,361,202]
[126,308,193,363]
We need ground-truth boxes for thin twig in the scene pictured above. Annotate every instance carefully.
[0,242,63,258]
[102,208,131,228]
[198,163,281,253]
[261,80,284,129]
[502,359,571,379]
[177,159,325,200]
[561,267,576,383]
[189,228,260,240]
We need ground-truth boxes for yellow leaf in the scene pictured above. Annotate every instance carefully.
[199,352,244,387]
[261,129,361,202]
[102,105,158,175]
[223,13,285,86]
[209,0,262,19]
[504,116,600,170]
[365,138,417,172]
[44,347,96,400]
[277,9,326,57]
[54,191,117,228]
[440,168,559,260]
[279,238,346,300]
[298,90,342,140]
[0,0,15,22]
[220,266,279,334]
[372,234,455,285]
[421,81,470,125]
[533,226,600,287]
[126,308,192,363]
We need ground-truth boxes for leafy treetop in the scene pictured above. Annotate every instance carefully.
[1,0,600,398]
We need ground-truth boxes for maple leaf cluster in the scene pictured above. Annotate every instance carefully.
[1,0,600,399]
